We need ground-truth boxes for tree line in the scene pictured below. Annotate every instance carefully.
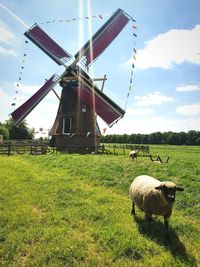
[1,119,199,145]
[0,119,34,140]
[100,131,200,145]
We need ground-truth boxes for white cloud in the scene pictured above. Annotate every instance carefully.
[0,87,6,98]
[0,86,13,123]
[176,103,200,116]
[0,21,15,44]
[132,24,200,69]
[176,84,200,92]
[134,91,174,106]
[0,46,17,57]
[0,21,17,57]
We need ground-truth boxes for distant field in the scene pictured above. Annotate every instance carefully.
[0,145,200,266]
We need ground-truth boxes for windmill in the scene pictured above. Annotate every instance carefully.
[11,8,132,152]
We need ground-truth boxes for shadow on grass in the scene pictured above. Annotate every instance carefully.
[133,214,197,266]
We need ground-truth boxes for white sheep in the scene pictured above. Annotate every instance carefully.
[129,150,139,160]
[129,175,184,239]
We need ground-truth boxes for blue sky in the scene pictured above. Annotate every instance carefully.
[0,0,200,137]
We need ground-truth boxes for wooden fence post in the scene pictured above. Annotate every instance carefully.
[8,145,11,156]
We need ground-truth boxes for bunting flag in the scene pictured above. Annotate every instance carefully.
[107,17,137,127]
[102,128,107,134]
[40,13,110,25]
[123,21,137,112]
[11,40,29,107]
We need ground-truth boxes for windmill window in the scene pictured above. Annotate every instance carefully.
[62,117,72,134]
[82,104,87,112]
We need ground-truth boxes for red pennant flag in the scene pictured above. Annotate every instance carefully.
[98,15,103,19]
[132,25,137,29]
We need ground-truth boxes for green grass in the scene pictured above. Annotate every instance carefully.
[0,145,200,266]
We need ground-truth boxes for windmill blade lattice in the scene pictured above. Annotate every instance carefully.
[11,74,60,125]
[74,8,130,67]
[24,23,72,66]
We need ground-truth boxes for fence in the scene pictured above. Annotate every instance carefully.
[0,140,150,156]
[0,141,57,156]
[100,144,150,155]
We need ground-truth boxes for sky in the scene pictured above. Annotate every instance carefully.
[0,0,200,137]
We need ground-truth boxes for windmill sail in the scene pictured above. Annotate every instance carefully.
[11,75,59,126]
[24,23,72,66]
[74,8,130,67]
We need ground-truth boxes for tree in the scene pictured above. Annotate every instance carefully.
[4,119,34,140]
[166,132,181,145]
[178,132,187,145]
[148,132,163,144]
[187,130,199,145]
[141,134,149,144]
[0,125,9,139]
[195,137,200,145]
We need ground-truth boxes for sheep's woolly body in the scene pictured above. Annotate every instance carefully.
[129,175,174,217]
[129,150,138,159]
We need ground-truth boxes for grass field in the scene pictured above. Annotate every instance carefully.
[0,145,200,266]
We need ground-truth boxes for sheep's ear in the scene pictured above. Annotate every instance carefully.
[176,186,184,192]
[155,185,162,190]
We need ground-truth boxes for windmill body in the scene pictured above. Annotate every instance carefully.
[50,67,100,152]
[11,8,131,152]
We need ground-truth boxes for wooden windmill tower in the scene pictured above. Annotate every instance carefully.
[11,9,132,152]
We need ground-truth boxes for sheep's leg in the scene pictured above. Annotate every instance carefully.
[145,214,152,223]
[145,213,152,232]
[131,202,135,215]
[164,216,170,241]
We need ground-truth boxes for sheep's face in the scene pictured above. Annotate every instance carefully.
[155,182,184,203]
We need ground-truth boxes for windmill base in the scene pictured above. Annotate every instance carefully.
[50,134,100,153]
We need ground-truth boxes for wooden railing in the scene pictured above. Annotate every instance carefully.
[0,142,57,156]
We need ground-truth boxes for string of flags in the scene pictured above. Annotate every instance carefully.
[40,13,110,25]
[107,20,137,131]
[124,24,137,111]
[11,40,29,107]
